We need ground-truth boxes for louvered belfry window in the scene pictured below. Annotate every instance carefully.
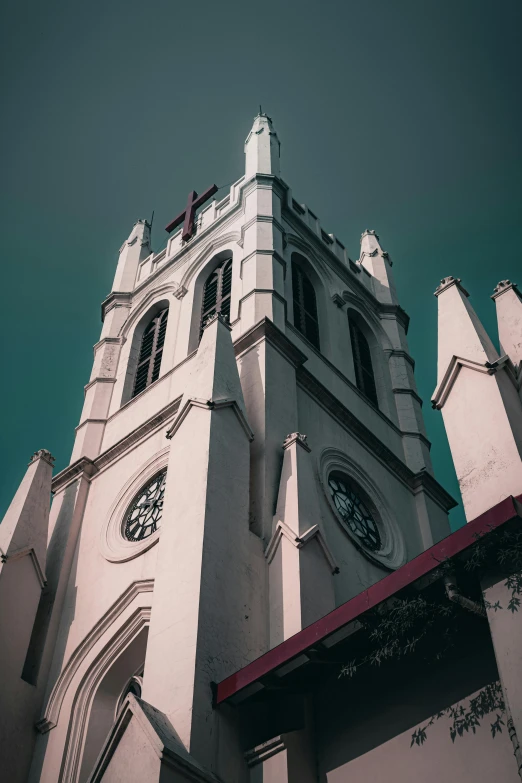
[292,260,320,349]
[200,258,232,335]
[132,308,169,398]
[349,317,378,407]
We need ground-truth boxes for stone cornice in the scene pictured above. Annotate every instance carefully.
[378,303,410,334]
[165,398,254,442]
[410,470,458,511]
[392,387,424,406]
[433,276,469,298]
[385,348,416,369]
[95,398,181,473]
[52,457,98,494]
[53,399,182,491]
[296,366,456,511]
[233,318,307,369]
[100,291,132,323]
[431,354,510,410]
[265,521,339,574]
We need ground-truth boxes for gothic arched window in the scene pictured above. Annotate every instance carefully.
[200,257,232,335]
[132,308,169,398]
[292,261,320,349]
[349,317,378,407]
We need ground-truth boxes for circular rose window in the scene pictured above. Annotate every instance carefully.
[123,470,167,542]
[327,471,381,551]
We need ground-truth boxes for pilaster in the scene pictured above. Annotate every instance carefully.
[267,433,337,648]
[142,315,265,776]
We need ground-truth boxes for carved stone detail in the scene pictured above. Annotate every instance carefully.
[434,276,470,298]
[283,432,310,451]
[331,293,345,308]
[491,279,519,299]
[29,449,55,467]
[173,284,188,300]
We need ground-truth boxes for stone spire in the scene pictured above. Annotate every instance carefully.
[492,279,522,370]
[244,110,280,179]
[0,449,54,758]
[359,230,398,304]
[432,276,522,521]
[433,276,499,388]
[0,449,54,577]
[111,219,151,292]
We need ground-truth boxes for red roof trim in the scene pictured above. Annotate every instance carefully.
[216,495,522,705]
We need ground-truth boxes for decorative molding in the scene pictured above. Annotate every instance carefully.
[83,377,117,394]
[202,312,231,331]
[52,457,98,494]
[37,581,153,735]
[431,354,510,410]
[433,276,469,298]
[378,303,410,333]
[282,432,310,452]
[491,279,520,300]
[385,348,415,369]
[173,284,188,299]
[331,292,345,308]
[100,292,132,323]
[29,449,55,467]
[96,398,181,473]
[166,397,254,442]
[392,387,423,406]
[265,520,339,574]
[233,317,308,369]
[297,369,455,512]
[0,545,46,588]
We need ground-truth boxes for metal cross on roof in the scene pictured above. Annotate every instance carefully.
[165,185,218,241]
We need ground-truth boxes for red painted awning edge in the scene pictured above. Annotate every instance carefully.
[216,494,522,705]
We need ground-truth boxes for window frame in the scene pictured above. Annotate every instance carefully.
[349,316,378,407]
[291,260,320,349]
[200,257,233,336]
[131,307,169,398]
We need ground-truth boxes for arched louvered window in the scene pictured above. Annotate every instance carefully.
[132,308,169,398]
[200,257,232,335]
[349,317,378,407]
[292,260,320,349]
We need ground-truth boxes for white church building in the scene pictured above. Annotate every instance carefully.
[1,114,521,782]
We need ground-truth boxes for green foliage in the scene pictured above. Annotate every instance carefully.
[339,525,521,748]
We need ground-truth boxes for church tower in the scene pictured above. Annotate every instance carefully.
[0,114,455,783]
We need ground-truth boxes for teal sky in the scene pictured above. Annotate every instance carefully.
[1,0,521,530]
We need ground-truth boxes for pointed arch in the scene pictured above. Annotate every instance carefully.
[349,316,378,407]
[288,251,331,353]
[37,584,153,783]
[120,300,170,406]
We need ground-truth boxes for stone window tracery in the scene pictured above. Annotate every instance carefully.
[132,308,169,398]
[200,257,232,335]
[292,260,320,349]
[349,317,378,407]
[328,471,381,552]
